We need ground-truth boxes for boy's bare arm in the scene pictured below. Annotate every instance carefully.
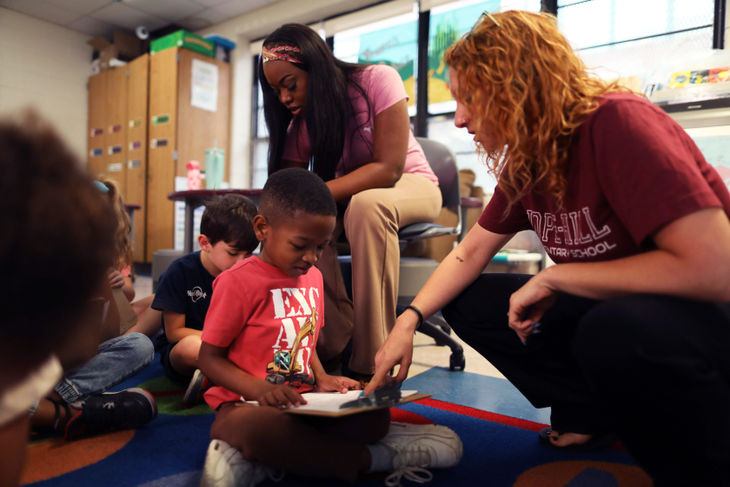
[0,414,30,487]
[309,349,327,383]
[310,349,360,393]
[198,341,304,408]
[163,310,202,343]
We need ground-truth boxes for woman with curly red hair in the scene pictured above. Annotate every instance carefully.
[367,10,730,484]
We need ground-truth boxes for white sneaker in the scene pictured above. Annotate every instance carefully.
[200,439,267,487]
[380,422,463,487]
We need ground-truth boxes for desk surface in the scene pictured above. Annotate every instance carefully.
[168,188,262,203]
[171,190,476,209]
[168,189,263,254]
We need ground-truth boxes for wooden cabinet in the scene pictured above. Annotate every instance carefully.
[87,48,230,262]
[147,47,230,259]
[126,54,150,259]
[87,54,149,261]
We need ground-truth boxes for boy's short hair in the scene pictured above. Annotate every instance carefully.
[200,194,258,252]
[0,111,116,366]
[259,168,336,223]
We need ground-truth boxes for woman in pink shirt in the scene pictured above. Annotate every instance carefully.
[259,23,441,380]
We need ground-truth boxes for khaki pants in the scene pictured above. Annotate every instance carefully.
[316,174,442,374]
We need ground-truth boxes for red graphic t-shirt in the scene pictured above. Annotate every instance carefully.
[479,92,730,263]
[202,256,325,410]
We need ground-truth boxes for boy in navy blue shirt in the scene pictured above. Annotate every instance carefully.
[152,194,258,404]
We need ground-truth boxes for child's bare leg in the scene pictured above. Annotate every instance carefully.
[309,407,391,444]
[211,403,390,481]
[30,391,77,430]
[168,335,201,376]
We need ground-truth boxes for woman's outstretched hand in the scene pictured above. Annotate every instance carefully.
[363,318,417,395]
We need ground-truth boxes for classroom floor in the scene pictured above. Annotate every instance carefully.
[130,269,553,436]
[132,272,505,381]
[24,274,643,487]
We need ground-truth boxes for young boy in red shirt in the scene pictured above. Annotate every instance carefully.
[198,168,462,487]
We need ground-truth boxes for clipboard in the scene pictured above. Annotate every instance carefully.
[283,389,430,417]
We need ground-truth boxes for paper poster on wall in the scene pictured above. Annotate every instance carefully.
[191,59,218,112]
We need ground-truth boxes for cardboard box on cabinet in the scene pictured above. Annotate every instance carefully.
[88,31,145,71]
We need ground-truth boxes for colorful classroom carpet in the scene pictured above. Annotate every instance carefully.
[21,357,652,487]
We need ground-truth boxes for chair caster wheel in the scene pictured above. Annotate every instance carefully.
[449,352,465,371]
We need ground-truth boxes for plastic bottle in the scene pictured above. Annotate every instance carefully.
[186,160,201,190]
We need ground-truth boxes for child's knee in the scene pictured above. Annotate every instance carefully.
[361,408,391,443]
[212,405,289,459]
[180,334,202,346]
[125,333,155,364]
[172,335,202,361]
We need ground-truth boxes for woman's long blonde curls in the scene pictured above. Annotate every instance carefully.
[445,10,628,209]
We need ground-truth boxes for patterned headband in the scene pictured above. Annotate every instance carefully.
[262,44,303,64]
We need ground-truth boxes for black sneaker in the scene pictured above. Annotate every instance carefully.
[182,369,211,407]
[64,387,157,440]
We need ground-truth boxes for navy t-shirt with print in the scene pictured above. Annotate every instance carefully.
[152,251,214,334]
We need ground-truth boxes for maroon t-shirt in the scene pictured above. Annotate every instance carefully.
[479,92,730,264]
